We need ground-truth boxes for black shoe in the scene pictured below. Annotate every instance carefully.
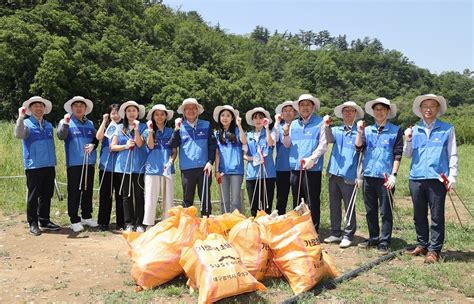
[29,223,41,236]
[39,221,61,231]
[358,239,379,249]
[99,224,109,231]
[378,244,390,255]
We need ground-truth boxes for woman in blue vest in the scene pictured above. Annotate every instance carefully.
[355,97,403,254]
[213,105,247,213]
[57,96,98,233]
[244,107,276,216]
[170,98,217,216]
[96,104,123,231]
[282,94,328,231]
[323,101,364,248]
[404,94,458,263]
[15,96,60,236]
[110,101,147,232]
[273,100,296,215]
[143,104,176,226]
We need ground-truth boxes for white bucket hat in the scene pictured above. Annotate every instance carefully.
[146,104,174,121]
[275,100,296,114]
[22,96,52,115]
[293,94,321,112]
[177,98,204,115]
[213,105,240,123]
[334,101,364,119]
[118,101,146,119]
[64,96,93,115]
[365,97,397,119]
[245,107,272,126]
[412,94,447,118]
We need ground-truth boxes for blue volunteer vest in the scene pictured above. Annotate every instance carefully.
[99,137,117,172]
[275,124,291,172]
[409,119,452,180]
[362,122,400,178]
[288,114,324,171]
[64,116,97,167]
[327,125,359,182]
[178,119,210,170]
[22,116,56,170]
[245,130,276,180]
[114,123,148,174]
[215,127,244,175]
[143,127,175,175]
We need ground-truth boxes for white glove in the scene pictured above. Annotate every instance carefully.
[132,120,140,131]
[125,139,135,150]
[175,117,183,130]
[357,120,365,131]
[147,120,153,131]
[163,159,173,176]
[64,113,71,125]
[18,107,26,119]
[263,118,270,128]
[323,114,332,126]
[384,174,396,189]
[302,157,315,170]
[404,127,413,142]
[203,162,212,176]
[355,178,363,189]
[274,113,282,123]
[447,175,456,190]
[102,113,109,123]
[84,144,95,154]
[236,116,242,126]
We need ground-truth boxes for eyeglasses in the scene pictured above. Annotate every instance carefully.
[420,105,439,110]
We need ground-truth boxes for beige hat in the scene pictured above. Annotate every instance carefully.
[118,101,146,119]
[334,101,364,119]
[64,96,93,115]
[23,96,52,115]
[213,105,239,123]
[293,94,321,112]
[412,94,447,118]
[146,104,174,121]
[245,107,272,126]
[177,98,204,115]
[365,97,397,119]
[275,100,296,114]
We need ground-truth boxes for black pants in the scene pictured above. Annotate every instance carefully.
[290,170,322,231]
[25,167,55,225]
[246,178,275,217]
[181,168,212,216]
[275,171,291,215]
[98,170,124,228]
[121,173,145,227]
[363,177,393,246]
[67,165,95,224]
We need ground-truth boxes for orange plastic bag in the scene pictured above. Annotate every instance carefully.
[199,210,246,238]
[125,206,203,289]
[263,250,282,278]
[227,218,269,281]
[179,233,267,303]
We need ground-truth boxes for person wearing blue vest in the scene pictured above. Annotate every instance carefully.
[15,96,60,236]
[213,105,247,213]
[170,98,217,217]
[244,107,276,216]
[57,96,99,233]
[355,97,403,254]
[96,104,124,231]
[143,104,177,226]
[273,101,297,215]
[283,94,328,231]
[110,101,147,232]
[404,94,458,263]
[323,101,364,248]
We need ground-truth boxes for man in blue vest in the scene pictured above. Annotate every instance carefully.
[403,94,458,263]
[57,96,98,232]
[170,98,217,216]
[323,101,364,248]
[355,97,403,254]
[283,94,328,231]
[15,96,60,236]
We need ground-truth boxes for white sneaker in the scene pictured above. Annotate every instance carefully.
[340,238,352,248]
[70,222,84,233]
[136,226,145,233]
[324,235,342,243]
[82,218,98,227]
[124,224,134,232]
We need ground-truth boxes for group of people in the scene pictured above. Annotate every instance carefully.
[15,92,458,263]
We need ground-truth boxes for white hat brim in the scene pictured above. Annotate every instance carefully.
[177,99,204,115]
[213,105,239,123]
[293,98,321,113]
[118,101,146,119]
[412,94,447,119]
[64,96,94,115]
[275,101,296,114]
[146,104,174,121]
[23,96,52,115]
[334,102,364,119]
[365,99,397,119]
[245,107,272,126]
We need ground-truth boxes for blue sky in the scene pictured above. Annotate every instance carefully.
[163,0,473,74]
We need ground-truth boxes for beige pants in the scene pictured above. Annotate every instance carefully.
[143,174,174,226]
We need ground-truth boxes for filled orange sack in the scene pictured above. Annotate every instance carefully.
[227,218,269,281]
[179,233,266,303]
[263,250,282,278]
[265,203,338,295]
[125,206,204,289]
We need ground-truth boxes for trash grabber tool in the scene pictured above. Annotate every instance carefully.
[119,148,131,195]
[200,172,210,214]
[343,184,358,227]
[297,159,304,207]
[440,173,467,228]
[384,173,403,229]
[217,173,227,213]
[84,152,89,191]
[54,178,63,201]
[440,173,473,218]
[78,152,87,191]
[128,149,134,197]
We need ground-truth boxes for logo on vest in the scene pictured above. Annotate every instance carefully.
[432,137,441,143]
[197,131,205,136]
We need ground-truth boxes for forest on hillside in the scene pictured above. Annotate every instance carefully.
[1,0,473,142]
